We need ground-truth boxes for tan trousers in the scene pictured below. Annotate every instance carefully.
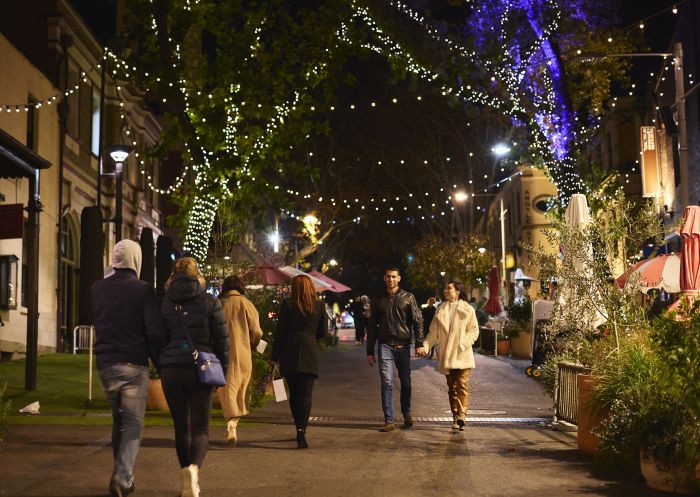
[446,369,471,419]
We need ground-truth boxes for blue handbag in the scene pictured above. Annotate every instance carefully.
[178,303,227,388]
[193,349,226,387]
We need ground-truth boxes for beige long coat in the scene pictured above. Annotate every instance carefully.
[423,300,479,374]
[220,290,263,418]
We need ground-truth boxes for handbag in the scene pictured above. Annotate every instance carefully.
[177,303,227,387]
[193,349,226,387]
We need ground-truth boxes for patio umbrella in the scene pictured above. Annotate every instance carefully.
[483,265,503,316]
[679,206,700,294]
[253,262,290,285]
[308,271,352,293]
[615,253,681,294]
[278,266,332,292]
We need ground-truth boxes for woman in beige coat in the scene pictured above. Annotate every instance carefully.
[417,280,479,432]
[219,276,263,445]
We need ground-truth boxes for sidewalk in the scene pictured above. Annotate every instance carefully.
[0,340,667,497]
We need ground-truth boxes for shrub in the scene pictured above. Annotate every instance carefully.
[0,382,11,447]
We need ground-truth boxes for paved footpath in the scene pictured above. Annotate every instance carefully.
[0,337,667,497]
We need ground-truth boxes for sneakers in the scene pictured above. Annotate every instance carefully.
[108,480,134,497]
[452,418,460,432]
[379,422,396,432]
[181,465,199,497]
[403,415,413,428]
[226,418,239,445]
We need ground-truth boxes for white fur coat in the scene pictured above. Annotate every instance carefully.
[424,300,479,374]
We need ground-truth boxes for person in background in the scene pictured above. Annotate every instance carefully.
[92,240,166,497]
[159,258,229,497]
[218,275,263,446]
[350,296,366,345]
[417,280,479,432]
[421,297,437,359]
[367,266,424,432]
[271,275,328,448]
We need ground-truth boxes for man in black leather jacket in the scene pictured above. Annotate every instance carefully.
[367,267,424,431]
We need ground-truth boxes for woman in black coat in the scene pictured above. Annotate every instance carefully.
[271,275,328,448]
[159,257,229,497]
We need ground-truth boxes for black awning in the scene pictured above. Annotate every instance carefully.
[0,128,51,179]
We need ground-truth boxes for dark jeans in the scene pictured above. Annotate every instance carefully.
[285,372,316,430]
[98,363,149,489]
[378,343,412,423]
[160,367,213,468]
[355,319,366,342]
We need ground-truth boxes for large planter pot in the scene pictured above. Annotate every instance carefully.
[147,378,170,411]
[639,452,697,494]
[496,339,511,356]
[510,330,532,358]
[576,374,606,456]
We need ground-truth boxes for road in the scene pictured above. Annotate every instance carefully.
[0,330,667,496]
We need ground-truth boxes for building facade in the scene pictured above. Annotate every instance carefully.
[0,0,164,358]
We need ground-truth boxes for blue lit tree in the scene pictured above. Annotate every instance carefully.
[357,0,635,203]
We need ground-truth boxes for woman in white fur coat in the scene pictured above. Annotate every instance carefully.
[417,280,479,432]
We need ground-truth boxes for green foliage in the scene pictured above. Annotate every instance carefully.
[525,191,664,369]
[506,299,532,328]
[407,235,492,293]
[593,304,700,479]
[0,382,11,447]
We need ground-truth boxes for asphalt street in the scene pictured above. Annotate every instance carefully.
[0,330,669,497]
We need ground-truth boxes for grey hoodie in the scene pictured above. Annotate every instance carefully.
[112,239,142,276]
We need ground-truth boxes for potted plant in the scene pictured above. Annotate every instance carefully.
[146,360,170,411]
[505,299,532,358]
[593,303,700,493]
[496,326,518,356]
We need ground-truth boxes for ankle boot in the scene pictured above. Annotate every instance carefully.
[296,429,308,449]
[226,417,240,445]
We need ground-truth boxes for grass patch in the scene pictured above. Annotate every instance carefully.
[1,354,273,427]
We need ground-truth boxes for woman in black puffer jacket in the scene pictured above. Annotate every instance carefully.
[159,257,229,497]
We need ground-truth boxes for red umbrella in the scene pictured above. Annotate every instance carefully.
[679,206,700,294]
[484,265,503,316]
[253,262,290,285]
[615,254,681,294]
[308,271,352,293]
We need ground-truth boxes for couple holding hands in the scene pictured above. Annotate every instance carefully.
[367,268,479,433]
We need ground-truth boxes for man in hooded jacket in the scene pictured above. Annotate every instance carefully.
[92,240,165,497]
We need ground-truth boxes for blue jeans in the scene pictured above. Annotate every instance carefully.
[378,343,412,423]
[98,363,149,488]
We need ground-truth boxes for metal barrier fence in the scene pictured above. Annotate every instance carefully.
[553,362,591,425]
[73,325,95,402]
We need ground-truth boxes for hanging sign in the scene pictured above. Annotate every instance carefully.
[640,126,660,197]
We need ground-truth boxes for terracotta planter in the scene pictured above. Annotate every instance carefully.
[639,452,697,494]
[576,374,606,456]
[510,330,532,358]
[146,378,170,411]
[496,339,511,356]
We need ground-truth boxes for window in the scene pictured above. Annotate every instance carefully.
[91,86,101,156]
[26,95,38,151]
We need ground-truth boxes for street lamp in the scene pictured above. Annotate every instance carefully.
[491,143,511,157]
[268,231,280,253]
[106,145,133,242]
[329,258,338,267]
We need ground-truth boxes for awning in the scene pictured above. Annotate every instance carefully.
[0,128,51,178]
[278,266,332,292]
[308,270,351,293]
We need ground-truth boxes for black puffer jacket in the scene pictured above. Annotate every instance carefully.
[159,274,229,373]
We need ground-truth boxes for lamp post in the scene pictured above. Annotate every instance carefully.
[105,145,133,242]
